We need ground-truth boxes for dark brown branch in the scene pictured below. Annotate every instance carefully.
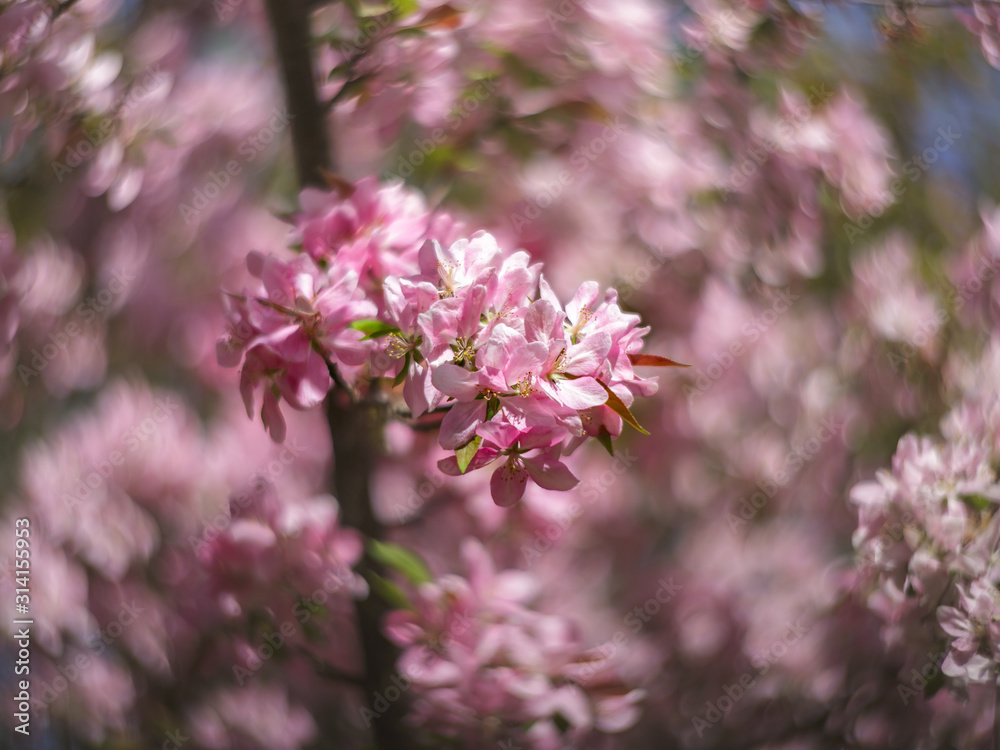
[326,391,417,750]
[261,3,415,749]
[262,0,331,188]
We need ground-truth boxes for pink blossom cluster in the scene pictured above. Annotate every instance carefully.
[2,379,360,744]
[315,0,667,155]
[384,539,645,748]
[197,481,369,626]
[851,373,1000,689]
[216,178,441,441]
[219,179,667,505]
[0,0,107,156]
[8,0,1000,744]
[0,0,132,165]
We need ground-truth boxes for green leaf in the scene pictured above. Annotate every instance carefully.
[484,396,500,421]
[923,667,945,699]
[391,0,420,16]
[455,435,482,474]
[596,427,614,457]
[327,62,353,82]
[349,319,399,339]
[366,571,413,609]
[331,74,372,105]
[392,353,409,387]
[597,381,650,435]
[368,540,433,584]
[552,712,572,734]
[961,493,994,512]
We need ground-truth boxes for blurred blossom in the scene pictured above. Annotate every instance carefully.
[3,0,1000,747]
[187,684,317,750]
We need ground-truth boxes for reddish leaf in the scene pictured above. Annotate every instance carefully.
[319,169,356,197]
[413,4,461,29]
[628,353,690,368]
[597,382,649,435]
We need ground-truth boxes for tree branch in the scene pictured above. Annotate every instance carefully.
[263,0,331,189]
[261,3,415,748]
[326,390,417,750]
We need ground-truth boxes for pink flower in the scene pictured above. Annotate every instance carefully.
[438,422,579,506]
[382,540,644,744]
[524,299,610,411]
[218,252,375,441]
[432,323,579,451]
[937,579,1000,685]
[296,177,431,287]
[375,275,442,416]
[418,231,505,297]
[220,199,665,499]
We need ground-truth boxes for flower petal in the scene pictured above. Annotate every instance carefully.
[490,461,529,507]
[432,363,481,401]
[439,400,487,450]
